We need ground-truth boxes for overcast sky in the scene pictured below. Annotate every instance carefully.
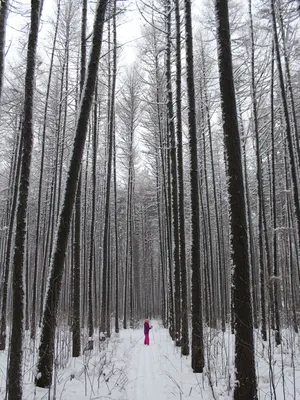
[5,0,142,67]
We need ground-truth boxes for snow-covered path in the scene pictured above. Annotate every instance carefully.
[26,320,204,400]
[126,321,170,400]
[10,319,299,399]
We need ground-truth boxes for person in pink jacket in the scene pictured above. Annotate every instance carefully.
[144,319,152,345]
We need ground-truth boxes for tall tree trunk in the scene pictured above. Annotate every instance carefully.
[270,43,281,344]
[165,0,181,346]
[82,130,91,327]
[72,171,81,356]
[72,0,87,356]
[166,124,175,338]
[197,88,212,326]
[88,83,98,339]
[242,137,259,330]
[111,0,119,334]
[248,0,267,341]
[153,29,172,332]
[130,196,134,327]
[237,92,259,329]
[7,0,42,398]
[203,54,225,330]
[174,0,189,355]
[31,0,61,340]
[101,0,116,333]
[184,0,204,373]
[35,0,108,388]
[215,0,257,398]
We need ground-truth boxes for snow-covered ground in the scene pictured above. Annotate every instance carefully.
[0,320,299,399]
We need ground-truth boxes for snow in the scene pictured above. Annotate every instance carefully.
[0,321,300,399]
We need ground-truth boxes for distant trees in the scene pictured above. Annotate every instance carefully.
[118,67,141,329]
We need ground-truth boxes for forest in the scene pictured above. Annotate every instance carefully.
[0,0,300,399]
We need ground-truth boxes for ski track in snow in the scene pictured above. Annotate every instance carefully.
[130,326,167,400]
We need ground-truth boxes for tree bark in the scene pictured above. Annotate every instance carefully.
[31,0,61,340]
[7,0,42,398]
[215,0,257,398]
[165,0,181,346]
[174,0,189,355]
[184,0,204,372]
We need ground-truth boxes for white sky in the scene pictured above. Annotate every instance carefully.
[5,0,142,65]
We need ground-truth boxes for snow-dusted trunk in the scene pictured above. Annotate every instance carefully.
[72,170,81,356]
[201,62,217,329]
[240,118,259,330]
[270,44,281,342]
[7,0,42,398]
[165,0,181,346]
[39,172,55,324]
[112,0,119,334]
[202,48,226,331]
[156,57,174,335]
[101,8,112,336]
[0,0,9,104]
[100,61,113,333]
[197,76,212,326]
[174,0,189,355]
[88,83,98,339]
[38,60,66,318]
[152,29,168,326]
[35,0,108,388]
[72,0,87,356]
[123,154,133,329]
[71,7,85,353]
[56,38,70,221]
[214,0,257,398]
[248,0,267,342]
[184,0,204,373]
[101,0,117,334]
[31,0,61,341]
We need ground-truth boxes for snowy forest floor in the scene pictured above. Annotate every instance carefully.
[0,320,300,399]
